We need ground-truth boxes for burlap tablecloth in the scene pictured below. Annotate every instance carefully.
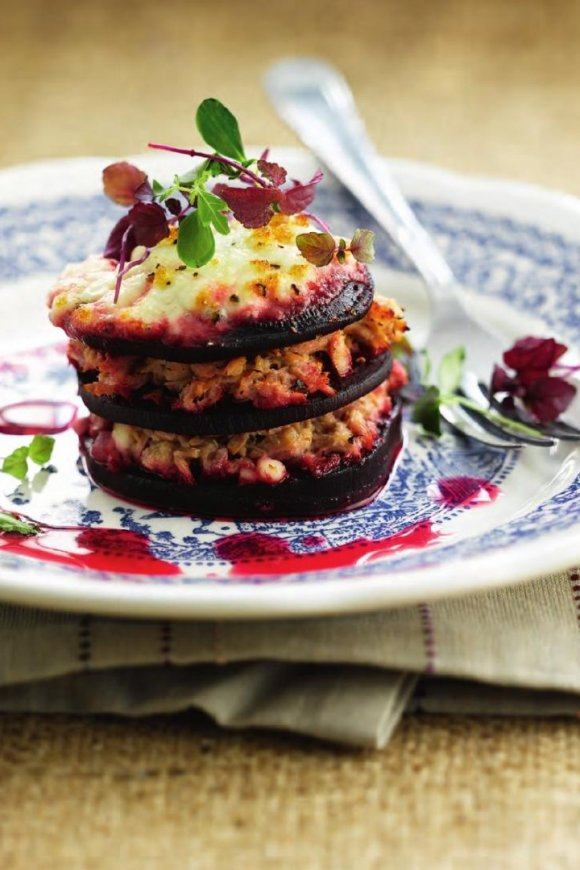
[1,1,580,866]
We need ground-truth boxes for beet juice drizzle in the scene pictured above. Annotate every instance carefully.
[0,400,179,575]
[0,393,500,579]
[215,476,500,577]
[0,515,181,576]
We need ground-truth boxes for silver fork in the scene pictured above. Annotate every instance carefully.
[265,58,580,448]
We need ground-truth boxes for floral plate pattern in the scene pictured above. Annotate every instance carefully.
[0,151,577,618]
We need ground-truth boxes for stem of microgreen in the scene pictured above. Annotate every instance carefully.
[302,212,332,233]
[553,363,580,375]
[113,227,132,302]
[148,143,266,188]
[114,237,150,303]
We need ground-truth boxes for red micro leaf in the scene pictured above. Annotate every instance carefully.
[490,364,518,396]
[296,232,336,267]
[103,162,149,206]
[503,336,567,374]
[128,202,170,247]
[491,335,576,424]
[257,158,287,186]
[278,170,323,215]
[524,376,576,423]
[165,197,183,216]
[349,228,375,264]
[213,184,279,228]
[134,179,154,203]
[104,215,132,260]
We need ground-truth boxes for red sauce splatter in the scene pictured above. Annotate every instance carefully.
[214,521,440,577]
[0,401,78,435]
[429,476,500,508]
[0,516,180,576]
[300,534,326,548]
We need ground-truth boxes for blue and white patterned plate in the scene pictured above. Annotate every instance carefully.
[0,150,578,618]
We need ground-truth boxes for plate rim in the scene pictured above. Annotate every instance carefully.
[0,524,576,619]
[0,150,578,618]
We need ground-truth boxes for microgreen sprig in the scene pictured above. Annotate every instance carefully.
[409,347,547,439]
[102,98,374,299]
[296,228,375,267]
[1,435,55,482]
[0,511,38,536]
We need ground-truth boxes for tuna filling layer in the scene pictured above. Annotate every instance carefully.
[70,301,406,413]
[85,371,404,487]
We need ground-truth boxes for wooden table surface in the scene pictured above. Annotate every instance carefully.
[1,1,579,867]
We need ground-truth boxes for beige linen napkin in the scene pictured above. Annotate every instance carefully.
[1,569,578,747]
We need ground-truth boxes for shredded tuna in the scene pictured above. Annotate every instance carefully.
[70,299,407,413]
[86,373,404,487]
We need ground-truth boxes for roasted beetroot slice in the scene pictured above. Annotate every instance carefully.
[80,279,373,362]
[82,404,402,520]
[78,351,392,437]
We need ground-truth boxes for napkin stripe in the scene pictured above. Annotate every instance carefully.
[77,615,92,668]
[418,603,437,674]
[160,622,173,664]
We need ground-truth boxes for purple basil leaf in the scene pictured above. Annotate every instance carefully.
[490,364,517,395]
[503,336,567,374]
[128,202,169,247]
[278,170,323,214]
[165,197,183,216]
[213,184,278,228]
[257,158,287,186]
[524,376,576,422]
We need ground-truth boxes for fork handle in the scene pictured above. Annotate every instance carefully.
[265,58,458,304]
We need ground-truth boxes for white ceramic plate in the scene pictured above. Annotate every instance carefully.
[0,150,578,618]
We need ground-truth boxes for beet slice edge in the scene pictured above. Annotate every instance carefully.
[78,351,392,437]
[82,402,402,520]
[78,278,373,362]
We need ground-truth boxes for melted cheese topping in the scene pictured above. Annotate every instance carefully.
[49,214,368,342]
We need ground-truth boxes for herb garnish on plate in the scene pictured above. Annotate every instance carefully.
[1,435,55,482]
[408,336,577,437]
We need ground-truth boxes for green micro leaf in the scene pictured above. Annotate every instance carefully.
[437,346,466,397]
[2,446,30,481]
[0,511,38,535]
[196,188,230,235]
[152,179,164,195]
[177,209,216,268]
[195,98,246,162]
[411,386,442,437]
[28,435,55,466]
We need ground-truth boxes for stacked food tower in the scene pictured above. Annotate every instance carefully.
[48,101,407,518]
